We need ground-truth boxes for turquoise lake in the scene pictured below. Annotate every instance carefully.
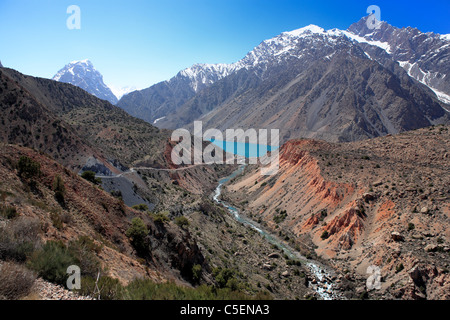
[209,139,279,158]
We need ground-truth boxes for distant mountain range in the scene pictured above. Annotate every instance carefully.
[117,17,450,143]
[52,60,119,104]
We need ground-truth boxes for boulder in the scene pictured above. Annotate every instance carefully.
[373,180,383,187]
[409,266,424,287]
[281,271,290,277]
[391,232,404,242]
[424,244,438,252]
[262,263,273,271]
[362,193,376,202]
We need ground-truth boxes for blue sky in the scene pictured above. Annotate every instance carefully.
[1,0,449,90]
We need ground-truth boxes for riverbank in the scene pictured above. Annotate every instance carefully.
[213,165,352,300]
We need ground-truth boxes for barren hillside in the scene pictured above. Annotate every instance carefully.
[224,125,450,299]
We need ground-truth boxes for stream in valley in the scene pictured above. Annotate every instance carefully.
[213,165,343,300]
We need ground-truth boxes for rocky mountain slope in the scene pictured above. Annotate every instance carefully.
[1,67,170,172]
[348,18,450,105]
[0,68,104,170]
[1,65,313,300]
[118,17,450,143]
[223,125,450,299]
[117,63,238,125]
[53,60,118,105]
[0,144,205,288]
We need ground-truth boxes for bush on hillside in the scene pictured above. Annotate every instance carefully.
[52,175,66,206]
[17,156,41,179]
[28,240,78,286]
[0,262,36,300]
[78,275,124,300]
[126,218,149,254]
[81,171,102,185]
[174,216,189,229]
[0,217,41,262]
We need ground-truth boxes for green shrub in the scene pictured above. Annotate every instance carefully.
[28,241,78,286]
[68,236,102,279]
[408,223,415,231]
[110,190,122,199]
[212,267,235,289]
[359,290,369,300]
[50,211,63,230]
[273,210,287,224]
[132,204,149,212]
[124,279,270,300]
[126,218,149,254]
[321,230,329,240]
[0,206,18,219]
[17,156,41,179]
[192,264,202,283]
[78,275,124,300]
[175,216,189,229]
[150,212,169,224]
[81,171,102,185]
[53,175,66,193]
[53,175,66,206]
[395,263,404,273]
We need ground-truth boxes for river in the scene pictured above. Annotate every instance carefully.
[213,165,343,300]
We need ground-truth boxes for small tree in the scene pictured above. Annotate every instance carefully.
[17,156,41,179]
[28,241,78,286]
[81,171,102,185]
[132,204,148,212]
[175,216,189,229]
[191,264,202,283]
[53,175,66,205]
[126,218,149,254]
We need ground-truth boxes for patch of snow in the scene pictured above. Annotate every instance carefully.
[108,85,138,100]
[440,34,450,41]
[399,60,450,107]
[340,30,392,54]
[153,116,166,124]
[282,24,325,37]
[179,63,240,92]
[431,88,450,105]
[363,51,372,60]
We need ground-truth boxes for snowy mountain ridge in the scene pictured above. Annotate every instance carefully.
[53,60,118,104]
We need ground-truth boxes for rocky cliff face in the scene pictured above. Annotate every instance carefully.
[348,17,450,104]
[224,125,450,299]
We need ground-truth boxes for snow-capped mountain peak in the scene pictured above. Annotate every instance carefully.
[283,24,325,37]
[53,60,118,104]
[178,63,239,92]
[441,34,450,42]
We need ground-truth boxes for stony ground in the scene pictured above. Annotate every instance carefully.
[32,278,93,300]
